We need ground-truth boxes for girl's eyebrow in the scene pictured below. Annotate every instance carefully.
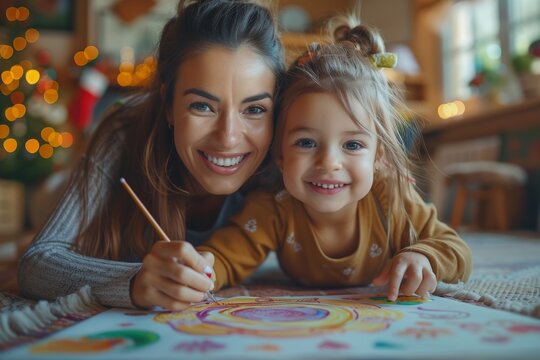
[183,89,272,103]
[287,126,371,136]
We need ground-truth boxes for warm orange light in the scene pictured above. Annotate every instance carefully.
[119,62,134,73]
[3,138,17,153]
[0,45,14,59]
[0,125,9,139]
[44,89,58,104]
[5,107,16,121]
[84,46,99,60]
[13,103,26,118]
[48,132,63,147]
[10,65,23,79]
[5,7,17,21]
[13,37,27,51]
[41,127,54,141]
[39,144,54,158]
[117,72,132,87]
[60,132,74,148]
[74,51,88,66]
[25,28,40,43]
[6,79,19,92]
[0,84,11,96]
[25,69,40,85]
[17,7,29,21]
[25,139,39,154]
[1,70,13,84]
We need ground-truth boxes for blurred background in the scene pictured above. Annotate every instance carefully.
[0,0,539,269]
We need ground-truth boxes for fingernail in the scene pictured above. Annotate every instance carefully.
[203,265,213,276]
[422,292,431,300]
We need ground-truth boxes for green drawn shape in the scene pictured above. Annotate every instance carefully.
[369,296,431,305]
[88,329,160,349]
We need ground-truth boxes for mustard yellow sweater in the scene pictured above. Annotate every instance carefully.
[198,180,472,290]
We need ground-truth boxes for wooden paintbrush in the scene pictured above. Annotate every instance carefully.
[120,177,218,303]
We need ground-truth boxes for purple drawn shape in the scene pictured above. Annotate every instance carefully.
[413,307,469,319]
[230,307,329,322]
[481,335,510,344]
[318,340,349,350]
[507,324,540,333]
[174,340,226,353]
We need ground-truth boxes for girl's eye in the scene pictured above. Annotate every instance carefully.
[294,138,316,148]
[343,141,364,151]
[244,105,266,115]
[190,102,213,113]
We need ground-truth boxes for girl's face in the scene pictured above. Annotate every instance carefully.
[279,92,377,216]
[170,46,276,195]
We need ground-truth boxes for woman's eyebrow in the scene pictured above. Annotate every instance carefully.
[242,92,273,103]
[183,88,220,101]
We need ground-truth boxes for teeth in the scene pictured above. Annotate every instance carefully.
[311,182,345,189]
[204,153,244,167]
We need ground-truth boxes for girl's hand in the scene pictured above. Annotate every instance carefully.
[131,241,215,310]
[371,252,437,301]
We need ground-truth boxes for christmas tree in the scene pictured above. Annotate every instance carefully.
[0,4,73,185]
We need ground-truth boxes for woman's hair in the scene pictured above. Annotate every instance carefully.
[74,0,284,259]
[273,16,418,241]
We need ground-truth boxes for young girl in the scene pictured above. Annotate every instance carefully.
[18,0,284,310]
[197,20,472,301]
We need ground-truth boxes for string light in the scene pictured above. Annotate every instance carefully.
[25,28,40,43]
[438,100,466,119]
[0,125,9,139]
[25,139,39,154]
[39,144,53,159]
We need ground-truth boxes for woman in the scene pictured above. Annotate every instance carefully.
[18,0,284,310]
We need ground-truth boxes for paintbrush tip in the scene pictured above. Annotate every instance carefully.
[120,177,126,184]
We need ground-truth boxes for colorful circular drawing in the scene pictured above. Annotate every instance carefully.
[154,297,404,337]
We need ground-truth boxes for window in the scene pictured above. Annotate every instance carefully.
[442,0,540,101]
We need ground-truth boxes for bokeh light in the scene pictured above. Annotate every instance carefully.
[25,69,40,84]
[3,138,18,153]
[39,144,54,158]
[25,139,40,154]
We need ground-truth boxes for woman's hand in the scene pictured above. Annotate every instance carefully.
[131,241,215,310]
[371,252,437,301]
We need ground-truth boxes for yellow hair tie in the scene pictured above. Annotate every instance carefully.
[370,53,398,68]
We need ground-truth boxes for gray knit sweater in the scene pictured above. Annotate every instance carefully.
[17,140,244,308]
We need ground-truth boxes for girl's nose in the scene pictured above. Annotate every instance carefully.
[214,110,243,149]
[315,147,343,172]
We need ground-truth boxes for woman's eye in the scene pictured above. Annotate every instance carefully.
[190,102,213,113]
[343,141,364,151]
[244,105,266,116]
[294,138,316,148]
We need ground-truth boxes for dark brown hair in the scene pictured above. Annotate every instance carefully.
[74,0,283,259]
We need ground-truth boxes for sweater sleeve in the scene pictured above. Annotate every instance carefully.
[17,139,141,309]
[384,184,472,283]
[197,190,282,290]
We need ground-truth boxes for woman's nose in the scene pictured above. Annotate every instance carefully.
[315,147,343,172]
[214,110,242,149]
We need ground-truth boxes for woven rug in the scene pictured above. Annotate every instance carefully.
[435,232,540,318]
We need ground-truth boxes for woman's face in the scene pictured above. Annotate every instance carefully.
[170,46,276,195]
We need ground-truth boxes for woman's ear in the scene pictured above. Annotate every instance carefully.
[161,84,173,128]
[275,157,284,173]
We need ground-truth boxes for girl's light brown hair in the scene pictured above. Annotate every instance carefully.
[273,16,418,241]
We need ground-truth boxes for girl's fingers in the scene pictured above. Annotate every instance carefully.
[399,267,423,296]
[416,269,438,299]
[387,262,407,301]
[156,277,207,304]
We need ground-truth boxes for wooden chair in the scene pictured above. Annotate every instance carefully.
[445,161,527,231]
